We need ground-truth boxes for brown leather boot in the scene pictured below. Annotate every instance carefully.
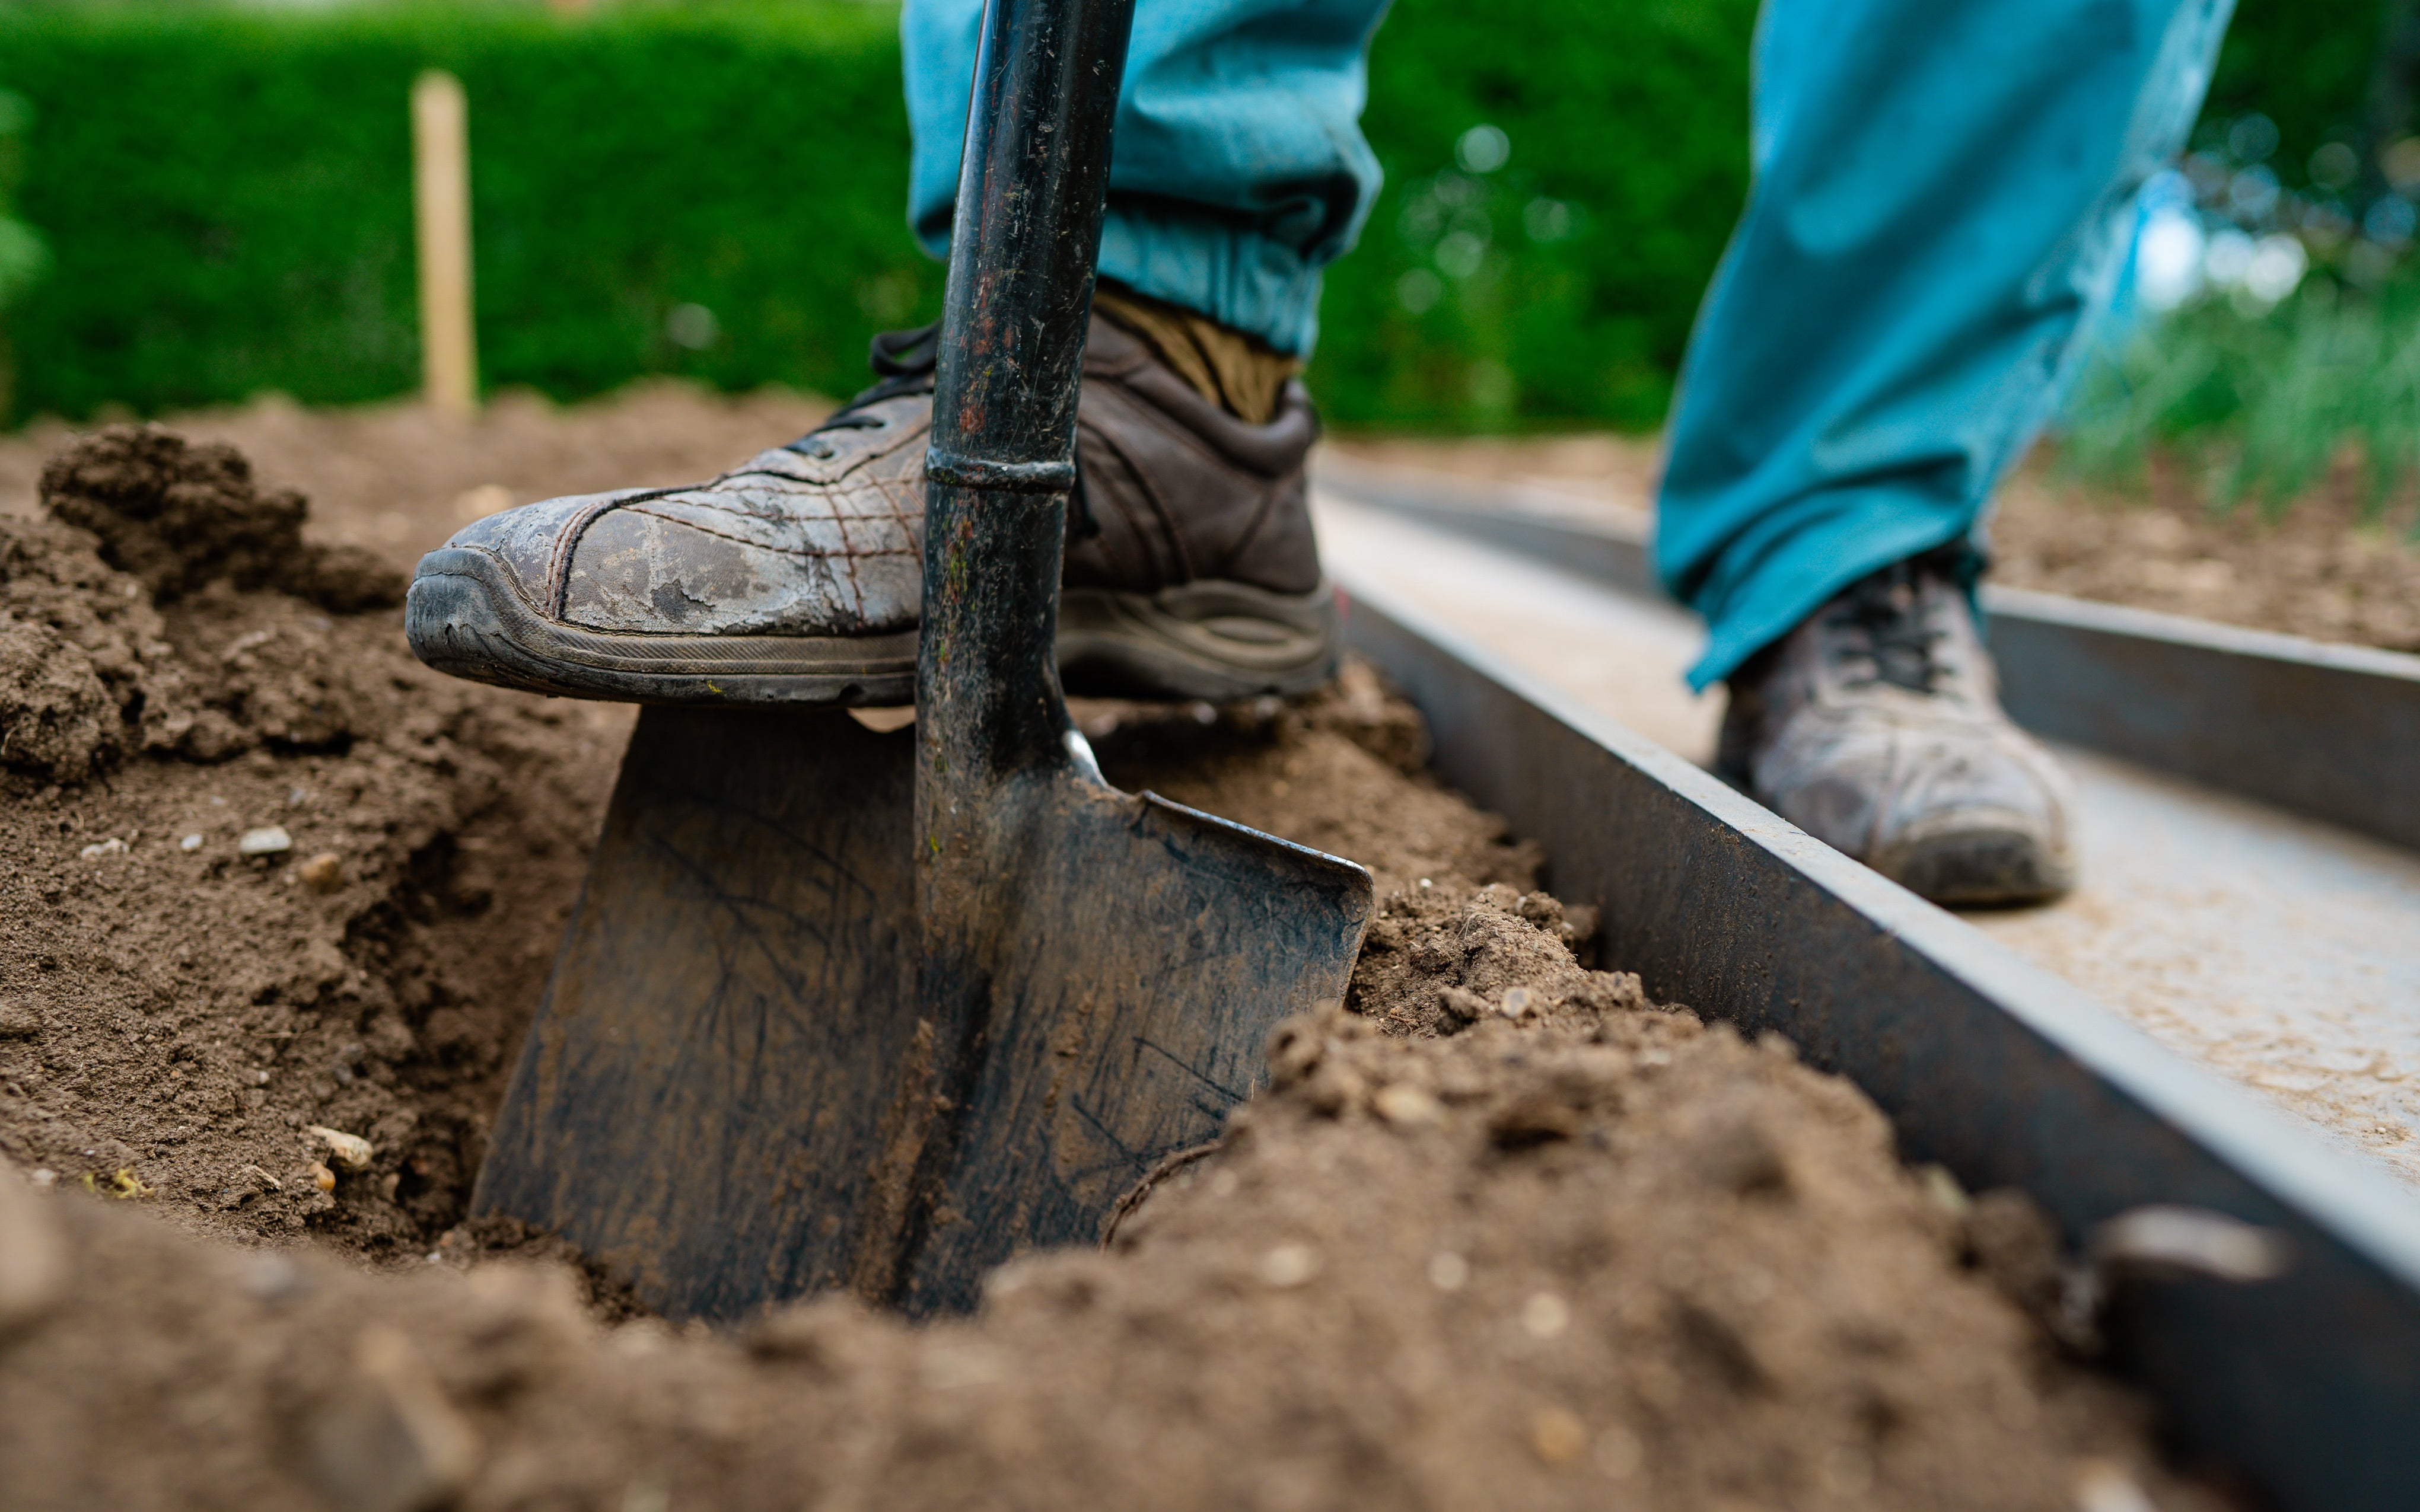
[1718,551,2077,907]
[405,316,1339,706]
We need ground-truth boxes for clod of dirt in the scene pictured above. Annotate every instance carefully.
[1,426,632,1258]
[1346,877,1634,1036]
[4,429,479,785]
[40,425,403,611]
[0,615,116,784]
[0,509,181,783]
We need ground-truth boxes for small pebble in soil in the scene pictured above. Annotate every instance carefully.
[1527,1406,1589,1466]
[2072,1459,2160,1512]
[1371,1083,1443,1127]
[1427,1251,1469,1291]
[237,1253,308,1305]
[308,1161,336,1194]
[238,826,293,857]
[299,852,345,894]
[308,1125,374,1171]
[77,837,125,860]
[1521,1291,1570,1338]
[1919,1162,1971,1216]
[1498,986,1537,1020]
[179,833,203,852]
[1256,1242,1320,1288]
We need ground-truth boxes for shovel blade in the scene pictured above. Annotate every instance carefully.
[473,706,920,1320]
[475,708,1370,1320]
[897,768,1373,1313]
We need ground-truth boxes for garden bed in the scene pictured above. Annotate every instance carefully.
[0,422,2234,1510]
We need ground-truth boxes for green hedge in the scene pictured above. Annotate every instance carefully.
[0,0,2338,433]
[0,2,939,421]
[0,0,1758,432]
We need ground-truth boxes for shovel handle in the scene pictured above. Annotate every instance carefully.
[920,0,1136,789]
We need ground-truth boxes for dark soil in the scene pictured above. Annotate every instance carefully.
[1,419,2232,1511]
[1,426,631,1260]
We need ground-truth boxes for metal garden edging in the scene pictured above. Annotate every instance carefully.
[1316,459,2420,853]
[1341,574,2420,1511]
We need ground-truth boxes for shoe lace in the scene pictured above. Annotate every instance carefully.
[785,323,941,459]
[776,320,1103,543]
[1826,560,1945,694]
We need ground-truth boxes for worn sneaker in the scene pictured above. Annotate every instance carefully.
[405,316,1340,706]
[1717,551,2077,906]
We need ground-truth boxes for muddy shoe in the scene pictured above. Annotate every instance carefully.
[405,318,1340,706]
[1717,551,2077,906]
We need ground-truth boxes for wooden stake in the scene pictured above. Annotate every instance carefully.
[412,71,477,417]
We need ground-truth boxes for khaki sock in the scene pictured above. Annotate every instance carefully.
[1093,285,1300,424]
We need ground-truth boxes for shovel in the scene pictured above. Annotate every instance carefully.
[470,0,1373,1320]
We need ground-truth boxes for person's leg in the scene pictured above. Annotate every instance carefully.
[1658,0,2234,688]
[1656,0,2233,905]
[903,0,1393,358]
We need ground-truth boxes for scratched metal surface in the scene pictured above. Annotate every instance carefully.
[1315,488,2420,1187]
[475,706,1368,1320]
[1338,571,2420,1512]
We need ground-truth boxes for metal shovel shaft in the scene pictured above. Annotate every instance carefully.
[920,0,1134,781]
[851,0,1138,1302]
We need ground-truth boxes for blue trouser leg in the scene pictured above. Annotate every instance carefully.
[902,0,1393,357]
[1655,0,2234,690]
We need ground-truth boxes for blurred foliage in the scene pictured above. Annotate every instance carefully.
[2065,276,2420,528]
[2058,2,2420,527]
[1305,0,1757,431]
[0,0,1757,429]
[0,1,936,422]
[0,88,48,312]
[2199,0,2386,194]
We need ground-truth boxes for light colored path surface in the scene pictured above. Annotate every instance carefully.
[1317,490,2420,1187]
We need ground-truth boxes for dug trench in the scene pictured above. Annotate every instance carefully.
[0,428,2241,1511]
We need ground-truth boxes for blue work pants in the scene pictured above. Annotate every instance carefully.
[900,0,2234,686]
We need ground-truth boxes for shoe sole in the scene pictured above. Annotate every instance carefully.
[1874,824,2075,908]
[408,547,1340,707]
[1058,580,1342,700]
[407,547,919,706]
